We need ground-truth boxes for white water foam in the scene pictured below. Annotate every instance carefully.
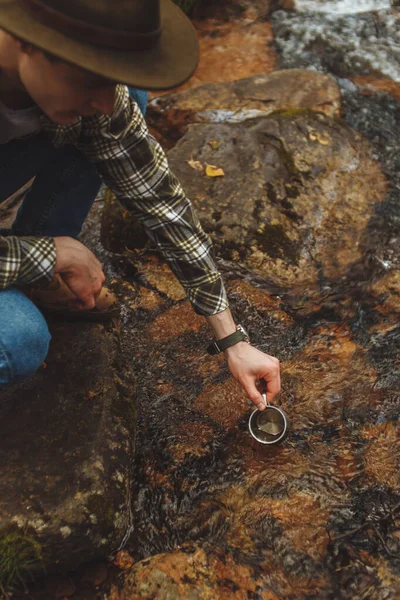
[294,0,391,13]
[273,10,400,82]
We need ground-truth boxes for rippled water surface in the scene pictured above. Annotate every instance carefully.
[78,2,400,597]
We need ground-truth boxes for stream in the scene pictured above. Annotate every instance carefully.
[76,1,400,598]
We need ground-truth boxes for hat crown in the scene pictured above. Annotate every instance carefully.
[34,0,160,33]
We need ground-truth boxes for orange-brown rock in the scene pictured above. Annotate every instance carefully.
[105,544,281,600]
[361,422,400,491]
[147,300,205,342]
[136,256,186,302]
[228,279,293,323]
[281,324,377,428]
[368,270,400,329]
[352,76,400,102]
[154,0,277,98]
[167,421,218,462]
[194,377,250,429]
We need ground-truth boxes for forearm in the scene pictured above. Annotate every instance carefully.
[205,307,237,339]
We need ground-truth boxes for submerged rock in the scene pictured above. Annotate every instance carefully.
[105,543,281,599]
[0,317,136,585]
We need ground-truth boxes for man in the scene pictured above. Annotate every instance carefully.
[0,0,280,411]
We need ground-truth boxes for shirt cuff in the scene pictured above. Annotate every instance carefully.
[186,276,230,316]
[17,236,56,287]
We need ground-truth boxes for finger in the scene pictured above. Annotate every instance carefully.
[242,378,267,411]
[93,281,103,298]
[74,291,96,310]
[263,369,281,404]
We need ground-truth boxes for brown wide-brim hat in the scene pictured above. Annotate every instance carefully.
[0,0,199,90]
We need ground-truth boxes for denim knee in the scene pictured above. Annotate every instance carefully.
[0,289,51,386]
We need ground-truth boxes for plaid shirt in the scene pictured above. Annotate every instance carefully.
[0,85,228,315]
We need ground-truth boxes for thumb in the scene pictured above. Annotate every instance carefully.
[243,378,266,411]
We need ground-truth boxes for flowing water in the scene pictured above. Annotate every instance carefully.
[77,1,400,597]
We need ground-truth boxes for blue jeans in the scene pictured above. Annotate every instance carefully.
[0,88,148,387]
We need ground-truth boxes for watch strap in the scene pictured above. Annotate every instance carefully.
[207,328,249,355]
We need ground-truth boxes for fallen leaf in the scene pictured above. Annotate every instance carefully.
[208,140,219,150]
[187,158,204,172]
[309,131,330,145]
[205,164,225,177]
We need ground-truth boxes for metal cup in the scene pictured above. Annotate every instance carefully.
[248,393,289,445]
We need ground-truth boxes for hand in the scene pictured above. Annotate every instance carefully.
[53,236,105,310]
[224,342,281,411]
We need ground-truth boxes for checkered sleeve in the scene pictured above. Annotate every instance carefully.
[77,85,229,316]
[0,235,56,289]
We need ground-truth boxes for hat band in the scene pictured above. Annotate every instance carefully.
[20,0,161,50]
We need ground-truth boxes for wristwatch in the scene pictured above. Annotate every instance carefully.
[207,324,250,355]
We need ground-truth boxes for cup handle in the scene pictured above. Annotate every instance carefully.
[262,392,270,407]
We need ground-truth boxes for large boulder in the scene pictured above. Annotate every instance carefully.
[0,317,136,586]
[102,70,342,256]
[166,110,386,289]
[147,69,341,147]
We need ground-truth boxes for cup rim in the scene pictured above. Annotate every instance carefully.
[248,406,289,445]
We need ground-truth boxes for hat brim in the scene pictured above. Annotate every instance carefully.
[0,0,199,90]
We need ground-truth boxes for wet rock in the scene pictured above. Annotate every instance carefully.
[368,269,400,330]
[101,187,149,254]
[361,422,400,491]
[194,377,250,429]
[167,110,386,289]
[351,75,400,102]
[158,0,277,97]
[0,318,136,585]
[45,575,76,599]
[104,543,281,600]
[147,301,205,343]
[80,561,109,586]
[148,69,341,147]
[135,255,186,302]
[272,9,400,81]
[102,71,341,256]
[228,279,293,323]
[282,324,377,428]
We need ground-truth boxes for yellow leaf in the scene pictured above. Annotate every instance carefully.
[208,140,219,150]
[187,158,204,172]
[205,164,225,177]
[309,131,330,145]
